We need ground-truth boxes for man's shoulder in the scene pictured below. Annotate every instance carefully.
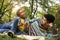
[35,17,42,24]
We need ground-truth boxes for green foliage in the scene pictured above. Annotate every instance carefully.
[0,0,13,23]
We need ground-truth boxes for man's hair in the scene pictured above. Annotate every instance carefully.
[44,14,55,23]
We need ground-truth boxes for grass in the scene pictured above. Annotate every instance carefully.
[0,35,27,40]
[0,35,59,40]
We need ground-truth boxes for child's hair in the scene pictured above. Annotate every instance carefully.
[44,14,55,23]
[16,7,25,17]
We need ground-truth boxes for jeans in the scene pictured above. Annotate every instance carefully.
[11,18,27,35]
[0,29,10,33]
[0,22,12,33]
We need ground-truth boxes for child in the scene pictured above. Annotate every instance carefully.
[8,7,29,37]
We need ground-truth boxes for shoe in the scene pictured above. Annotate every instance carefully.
[8,31,16,38]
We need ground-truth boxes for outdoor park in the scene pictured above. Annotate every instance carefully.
[0,0,60,40]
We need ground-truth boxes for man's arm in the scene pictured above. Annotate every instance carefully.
[50,26,57,34]
[49,23,58,37]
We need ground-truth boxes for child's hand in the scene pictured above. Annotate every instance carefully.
[18,23,24,26]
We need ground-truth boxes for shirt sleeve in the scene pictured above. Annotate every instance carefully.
[50,26,57,34]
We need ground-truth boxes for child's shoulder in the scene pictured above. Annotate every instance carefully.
[14,17,20,19]
[13,17,20,21]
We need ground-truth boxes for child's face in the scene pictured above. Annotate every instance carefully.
[19,9,25,18]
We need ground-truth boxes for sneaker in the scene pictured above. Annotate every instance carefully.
[8,31,16,38]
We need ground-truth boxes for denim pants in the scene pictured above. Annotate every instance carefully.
[11,18,27,35]
[0,22,12,33]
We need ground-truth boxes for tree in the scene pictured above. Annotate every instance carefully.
[54,4,60,34]
[0,0,13,23]
[28,0,55,19]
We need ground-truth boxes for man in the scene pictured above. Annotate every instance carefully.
[29,14,58,37]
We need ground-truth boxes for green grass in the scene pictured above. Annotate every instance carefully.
[0,35,27,40]
[0,35,59,40]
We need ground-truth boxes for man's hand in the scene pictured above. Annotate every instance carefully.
[49,23,53,27]
[24,22,29,31]
[49,23,58,35]
[24,23,28,26]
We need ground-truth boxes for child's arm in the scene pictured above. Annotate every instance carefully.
[18,23,24,27]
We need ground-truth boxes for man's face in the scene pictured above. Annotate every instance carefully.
[42,17,50,28]
[19,9,25,18]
